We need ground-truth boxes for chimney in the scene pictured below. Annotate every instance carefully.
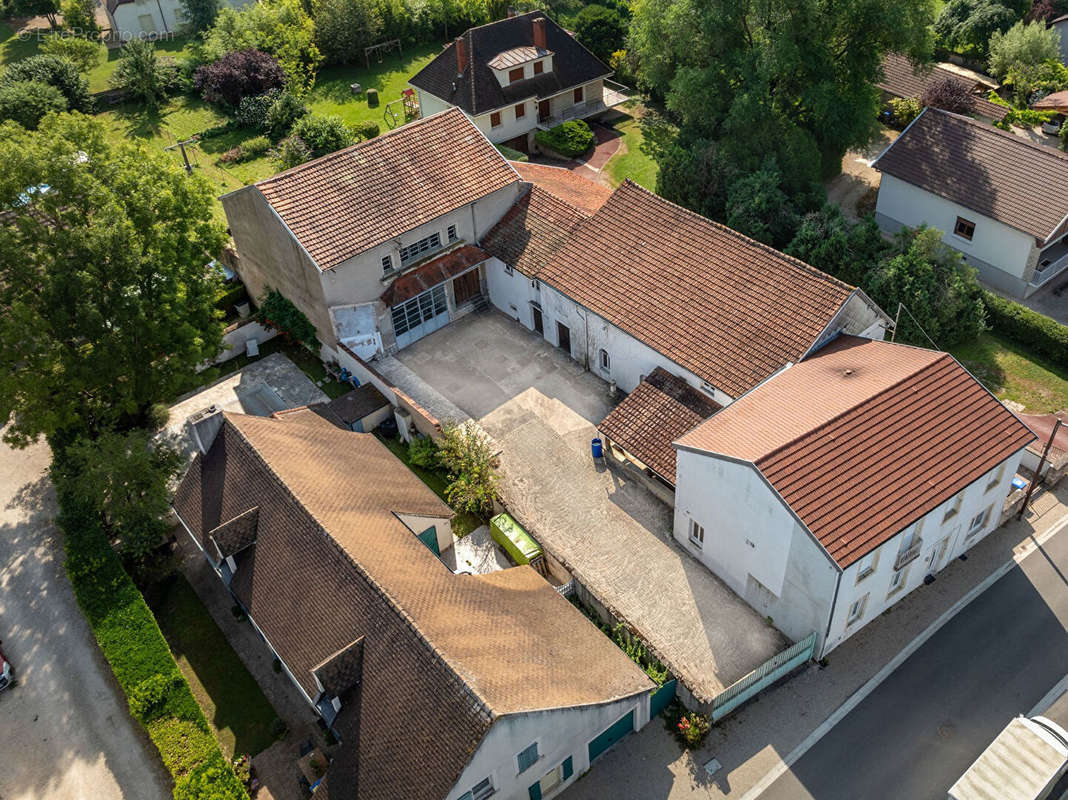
[532,16,546,50]
[455,35,467,77]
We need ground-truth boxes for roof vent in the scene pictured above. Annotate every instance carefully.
[843,369,854,377]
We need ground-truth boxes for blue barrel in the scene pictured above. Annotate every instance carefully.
[591,438,603,459]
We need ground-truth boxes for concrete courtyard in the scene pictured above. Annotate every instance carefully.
[393,312,787,702]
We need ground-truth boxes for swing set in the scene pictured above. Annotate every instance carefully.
[363,38,402,69]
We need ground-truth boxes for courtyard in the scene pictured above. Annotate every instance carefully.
[392,311,787,703]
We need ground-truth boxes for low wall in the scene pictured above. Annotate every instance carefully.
[336,343,444,440]
[214,319,278,365]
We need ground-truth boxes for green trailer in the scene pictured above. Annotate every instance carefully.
[490,513,542,565]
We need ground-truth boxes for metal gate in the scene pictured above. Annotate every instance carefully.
[649,679,677,718]
[588,709,635,763]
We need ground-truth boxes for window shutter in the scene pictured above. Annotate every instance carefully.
[562,756,574,780]
[528,782,542,800]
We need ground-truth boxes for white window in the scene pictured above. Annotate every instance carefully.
[855,551,878,583]
[447,224,458,242]
[599,348,610,371]
[942,490,965,523]
[986,463,1005,493]
[888,565,908,597]
[458,777,494,800]
[689,519,704,548]
[381,254,393,274]
[516,741,539,773]
[967,506,991,537]
[399,232,442,265]
[847,593,868,626]
[504,263,514,276]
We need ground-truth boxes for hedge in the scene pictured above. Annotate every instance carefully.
[982,290,1068,365]
[494,143,529,162]
[535,120,595,157]
[57,489,247,800]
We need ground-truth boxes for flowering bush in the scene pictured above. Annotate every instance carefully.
[675,711,711,749]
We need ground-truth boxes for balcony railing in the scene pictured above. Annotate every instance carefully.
[894,539,923,571]
[1031,249,1068,288]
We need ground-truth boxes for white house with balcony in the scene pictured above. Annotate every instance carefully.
[873,107,1068,300]
[672,334,1035,658]
[409,11,626,152]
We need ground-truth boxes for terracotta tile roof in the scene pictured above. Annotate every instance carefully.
[409,12,610,116]
[599,368,720,484]
[379,245,488,305]
[482,184,589,276]
[536,181,856,397]
[874,108,1068,242]
[513,162,614,214]
[678,336,1036,568]
[877,53,1008,122]
[172,413,651,800]
[1019,411,1067,461]
[252,109,518,270]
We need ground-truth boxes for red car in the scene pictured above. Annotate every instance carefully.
[0,641,12,693]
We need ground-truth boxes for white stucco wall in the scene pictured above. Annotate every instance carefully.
[1055,20,1068,64]
[108,0,250,36]
[874,173,1037,297]
[396,512,454,554]
[672,449,839,646]
[445,694,649,800]
[822,447,1026,654]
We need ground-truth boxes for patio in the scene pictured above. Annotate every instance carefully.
[392,312,787,703]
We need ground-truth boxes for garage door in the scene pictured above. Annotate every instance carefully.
[391,285,448,349]
[587,709,635,763]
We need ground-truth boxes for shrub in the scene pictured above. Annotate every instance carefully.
[273,133,312,168]
[535,119,595,157]
[988,20,1061,79]
[255,288,318,347]
[215,283,249,312]
[920,76,977,115]
[111,39,180,108]
[436,421,498,517]
[408,434,439,468]
[60,0,97,32]
[352,118,379,140]
[675,710,711,748]
[129,673,183,720]
[291,113,355,156]
[263,89,308,138]
[40,35,102,73]
[234,89,280,130]
[982,290,1068,363]
[1,54,91,112]
[0,80,67,129]
[495,143,528,161]
[888,96,923,126]
[240,135,271,158]
[180,0,220,33]
[194,49,286,109]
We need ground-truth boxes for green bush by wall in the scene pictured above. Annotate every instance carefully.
[57,490,248,800]
[535,120,595,158]
[983,290,1068,366]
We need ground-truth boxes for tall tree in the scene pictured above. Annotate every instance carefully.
[111,38,175,108]
[0,114,227,447]
[630,0,935,183]
[312,0,383,65]
[573,4,628,64]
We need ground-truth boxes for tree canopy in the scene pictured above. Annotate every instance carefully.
[0,80,67,129]
[988,20,1062,79]
[1,54,92,112]
[573,4,628,64]
[934,0,1017,56]
[0,114,227,447]
[312,0,384,65]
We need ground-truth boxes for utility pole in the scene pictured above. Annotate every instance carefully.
[1017,418,1063,520]
[164,137,197,175]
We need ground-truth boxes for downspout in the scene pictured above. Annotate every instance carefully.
[155,0,170,34]
[583,307,590,370]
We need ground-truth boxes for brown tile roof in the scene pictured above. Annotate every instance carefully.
[1034,90,1068,112]
[536,181,857,397]
[874,108,1068,242]
[253,109,518,270]
[1019,411,1068,461]
[312,638,365,698]
[173,413,650,800]
[599,368,720,484]
[482,184,589,276]
[379,245,488,305]
[878,53,1009,122]
[677,336,1036,568]
[513,162,614,214]
[409,12,610,116]
[208,506,259,559]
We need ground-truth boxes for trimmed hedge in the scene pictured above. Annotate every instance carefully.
[535,120,595,157]
[494,143,529,162]
[983,290,1068,365]
[58,490,247,800]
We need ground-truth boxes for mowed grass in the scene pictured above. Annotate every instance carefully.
[603,101,674,190]
[951,333,1068,414]
[147,573,281,759]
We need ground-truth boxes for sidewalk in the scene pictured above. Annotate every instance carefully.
[561,482,1068,800]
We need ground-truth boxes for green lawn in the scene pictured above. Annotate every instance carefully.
[603,101,674,190]
[146,573,281,759]
[375,432,485,538]
[951,333,1068,414]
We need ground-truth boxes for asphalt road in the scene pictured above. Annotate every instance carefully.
[0,438,170,800]
[758,524,1068,800]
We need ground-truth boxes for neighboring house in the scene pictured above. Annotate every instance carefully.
[1054,15,1068,65]
[408,11,625,151]
[877,52,1009,124]
[873,107,1068,299]
[671,335,1035,657]
[172,409,654,800]
[103,0,251,37]
[220,108,524,359]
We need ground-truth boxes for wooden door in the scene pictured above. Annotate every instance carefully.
[538,99,551,123]
[453,269,480,306]
[532,306,543,335]
[557,321,571,354]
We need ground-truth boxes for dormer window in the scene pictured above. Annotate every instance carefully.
[508,66,524,83]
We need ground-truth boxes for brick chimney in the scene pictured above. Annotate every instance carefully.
[455,35,467,77]
[532,16,546,50]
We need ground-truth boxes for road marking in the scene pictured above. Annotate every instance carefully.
[740,511,1068,800]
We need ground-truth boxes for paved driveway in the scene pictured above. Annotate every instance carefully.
[0,437,170,800]
[393,312,787,702]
